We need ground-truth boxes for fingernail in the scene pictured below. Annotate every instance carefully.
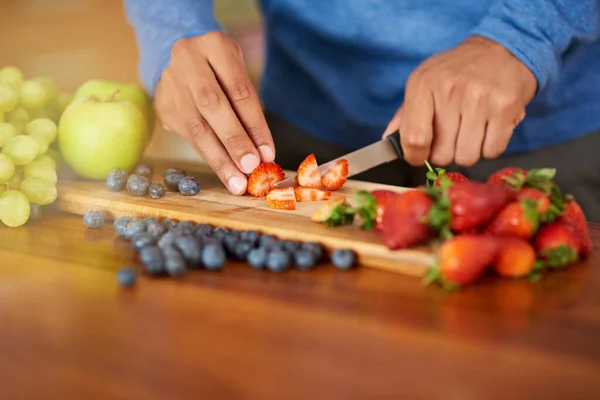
[240,153,260,173]
[258,145,274,162]
[228,175,246,195]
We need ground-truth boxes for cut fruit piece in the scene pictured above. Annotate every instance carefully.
[297,154,321,188]
[321,159,348,190]
[266,187,297,210]
[247,162,285,197]
[310,196,355,227]
[294,187,331,202]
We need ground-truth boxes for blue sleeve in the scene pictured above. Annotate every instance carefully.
[124,0,222,96]
[471,0,600,91]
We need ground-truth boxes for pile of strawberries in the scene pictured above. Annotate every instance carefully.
[246,154,349,210]
[313,165,592,290]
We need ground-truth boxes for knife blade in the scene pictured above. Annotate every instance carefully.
[273,131,403,189]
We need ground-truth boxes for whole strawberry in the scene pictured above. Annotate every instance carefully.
[486,199,539,239]
[557,200,592,257]
[425,234,498,289]
[424,161,468,187]
[486,167,527,186]
[494,237,537,278]
[381,189,434,250]
[370,189,395,231]
[534,222,580,268]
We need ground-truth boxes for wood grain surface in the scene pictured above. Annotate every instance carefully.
[1,212,599,399]
[54,161,434,277]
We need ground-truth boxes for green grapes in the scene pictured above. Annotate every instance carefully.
[6,107,29,132]
[20,80,49,110]
[0,67,24,92]
[0,84,19,113]
[0,122,18,147]
[0,189,30,227]
[24,159,57,184]
[26,118,57,143]
[2,135,40,165]
[0,153,15,184]
[28,130,49,155]
[34,154,57,170]
[20,176,57,205]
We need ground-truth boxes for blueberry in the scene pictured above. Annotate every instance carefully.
[117,268,137,288]
[247,247,267,269]
[240,230,259,245]
[266,250,291,273]
[162,219,178,230]
[259,234,277,248]
[134,163,153,179]
[331,249,357,270]
[143,217,157,226]
[213,226,229,241]
[131,232,155,252]
[162,246,186,277]
[29,203,42,221]
[106,168,128,192]
[224,235,239,254]
[123,219,147,240]
[164,171,185,191]
[127,174,151,197]
[83,210,104,229]
[157,230,177,249]
[282,240,300,253]
[175,221,195,234]
[165,167,186,176]
[174,234,203,267]
[195,223,213,237]
[202,243,226,271]
[146,220,167,240]
[233,241,253,261]
[203,237,220,247]
[294,249,317,270]
[301,242,324,261]
[178,176,201,196]
[149,182,167,199]
[139,246,164,275]
[113,216,133,236]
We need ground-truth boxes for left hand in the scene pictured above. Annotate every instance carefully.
[384,35,537,167]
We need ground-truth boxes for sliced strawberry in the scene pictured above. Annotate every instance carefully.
[247,163,285,197]
[321,159,349,190]
[266,187,296,210]
[311,197,355,226]
[486,167,527,186]
[297,154,321,188]
[370,189,395,231]
[493,237,537,278]
[534,222,580,267]
[557,200,592,257]
[294,187,331,202]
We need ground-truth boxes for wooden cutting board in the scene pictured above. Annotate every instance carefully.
[54,161,434,277]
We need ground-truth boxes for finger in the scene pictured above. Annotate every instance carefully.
[454,97,487,166]
[400,74,435,165]
[429,93,461,166]
[172,87,249,195]
[189,63,261,174]
[208,50,275,163]
[481,115,517,159]
[383,107,403,137]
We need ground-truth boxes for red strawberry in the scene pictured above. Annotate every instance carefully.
[370,189,395,231]
[247,163,285,197]
[427,234,498,288]
[534,222,580,267]
[557,200,592,257]
[517,188,549,213]
[294,187,331,202]
[424,161,469,186]
[493,237,537,278]
[381,189,434,250]
[486,167,527,186]
[321,159,349,190]
[297,154,321,188]
[428,181,515,235]
[485,199,539,239]
[266,187,297,210]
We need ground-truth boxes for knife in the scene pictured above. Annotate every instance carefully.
[273,131,403,189]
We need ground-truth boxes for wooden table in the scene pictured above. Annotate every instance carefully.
[1,211,599,399]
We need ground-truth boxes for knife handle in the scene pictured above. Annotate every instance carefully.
[386,131,404,158]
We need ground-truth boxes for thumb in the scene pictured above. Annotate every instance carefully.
[382,107,403,138]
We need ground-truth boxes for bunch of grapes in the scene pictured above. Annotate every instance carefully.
[0,66,70,227]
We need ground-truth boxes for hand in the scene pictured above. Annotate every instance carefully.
[384,36,537,167]
[155,31,275,195]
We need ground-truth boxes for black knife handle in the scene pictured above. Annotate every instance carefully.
[386,131,403,159]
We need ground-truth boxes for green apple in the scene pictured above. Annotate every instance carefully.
[58,95,149,180]
[74,80,154,134]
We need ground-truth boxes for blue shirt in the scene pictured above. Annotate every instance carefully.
[125,0,600,154]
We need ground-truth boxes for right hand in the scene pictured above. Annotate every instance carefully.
[154,31,275,195]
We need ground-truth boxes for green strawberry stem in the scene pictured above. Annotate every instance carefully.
[322,203,357,227]
[353,190,378,230]
[424,160,449,187]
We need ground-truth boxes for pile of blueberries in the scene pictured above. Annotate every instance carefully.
[113,216,357,286]
[106,164,201,198]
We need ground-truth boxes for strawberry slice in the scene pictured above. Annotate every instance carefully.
[321,159,349,190]
[370,189,395,231]
[297,154,322,188]
[247,163,285,197]
[266,187,297,210]
[294,187,331,202]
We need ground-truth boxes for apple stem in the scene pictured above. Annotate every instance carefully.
[108,90,120,102]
